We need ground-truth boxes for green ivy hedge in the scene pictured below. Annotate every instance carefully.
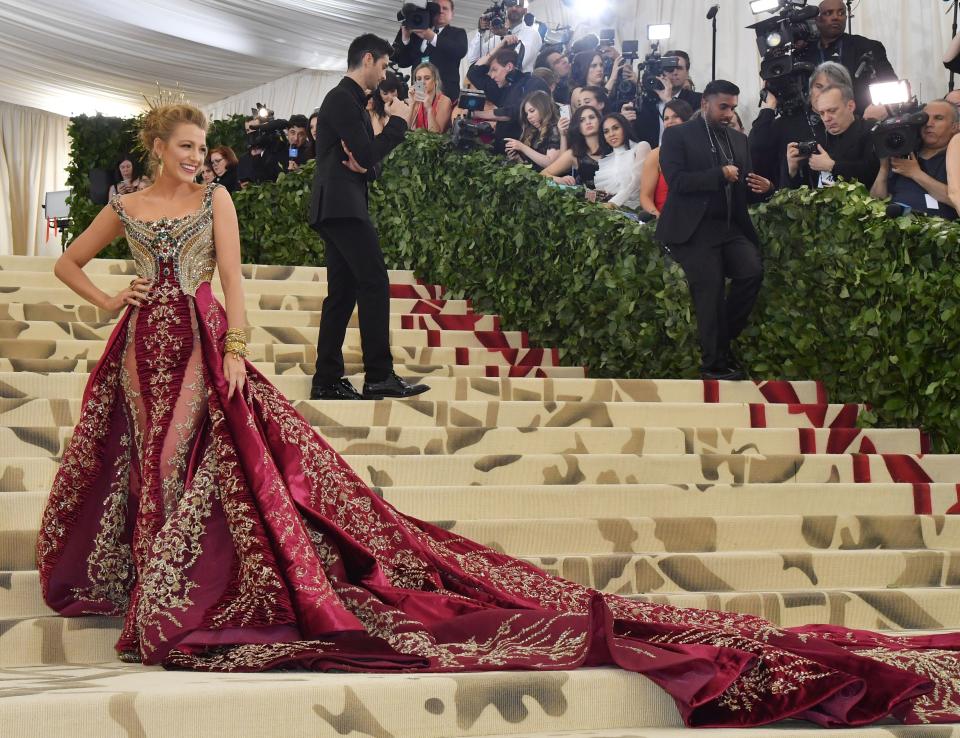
[67,125,960,450]
[237,132,960,451]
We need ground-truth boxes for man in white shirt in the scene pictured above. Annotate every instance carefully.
[466,0,542,74]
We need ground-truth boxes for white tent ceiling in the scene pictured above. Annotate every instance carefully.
[0,1,955,119]
[0,0,497,117]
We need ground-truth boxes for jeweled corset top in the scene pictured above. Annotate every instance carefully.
[110,183,219,297]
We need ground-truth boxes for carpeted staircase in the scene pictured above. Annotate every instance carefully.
[1,255,959,738]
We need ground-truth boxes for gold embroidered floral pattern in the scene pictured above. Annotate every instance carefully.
[852,648,960,723]
[70,431,134,612]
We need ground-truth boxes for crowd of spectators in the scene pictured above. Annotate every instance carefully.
[103,0,960,227]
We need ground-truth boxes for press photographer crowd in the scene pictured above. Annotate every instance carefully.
[95,0,960,381]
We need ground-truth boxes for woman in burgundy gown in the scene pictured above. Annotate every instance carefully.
[37,103,960,729]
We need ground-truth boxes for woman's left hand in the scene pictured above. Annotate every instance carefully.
[224,352,247,400]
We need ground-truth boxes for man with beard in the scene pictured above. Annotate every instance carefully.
[655,80,766,381]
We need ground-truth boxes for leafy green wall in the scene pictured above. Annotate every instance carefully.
[67,125,960,451]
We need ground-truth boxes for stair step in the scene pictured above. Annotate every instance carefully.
[0,358,586,379]
[0,661,682,737]
[0,399,861,430]
[9,452,956,491]
[0,373,826,405]
[0,255,420,283]
[0,304,502,330]
[0,339,561,367]
[0,289,472,314]
[0,323,531,349]
[376,483,960,519]
[4,491,957,555]
[0,426,925,460]
[0,270,448,299]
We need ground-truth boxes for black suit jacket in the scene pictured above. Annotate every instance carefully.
[465,65,550,152]
[393,25,468,102]
[308,77,407,229]
[795,33,896,114]
[783,116,879,190]
[655,118,759,247]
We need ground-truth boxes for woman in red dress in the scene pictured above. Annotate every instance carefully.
[37,102,960,729]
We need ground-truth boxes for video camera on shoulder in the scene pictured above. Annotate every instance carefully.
[868,80,928,159]
[246,103,288,151]
[748,0,819,117]
[398,1,440,30]
[450,91,493,150]
[635,36,680,105]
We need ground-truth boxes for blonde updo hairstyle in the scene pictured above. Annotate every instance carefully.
[139,103,208,175]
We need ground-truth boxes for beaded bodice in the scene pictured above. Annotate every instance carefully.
[110,183,219,297]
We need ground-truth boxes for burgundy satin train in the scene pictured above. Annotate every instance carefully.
[37,184,960,728]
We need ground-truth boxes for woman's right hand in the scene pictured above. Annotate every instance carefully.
[553,175,576,186]
[558,117,570,135]
[503,138,524,155]
[101,277,151,312]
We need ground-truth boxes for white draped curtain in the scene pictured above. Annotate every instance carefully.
[204,68,344,121]
[0,101,70,257]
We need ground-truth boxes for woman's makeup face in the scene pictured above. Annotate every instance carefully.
[602,119,624,148]
[579,108,599,136]
[663,108,683,128]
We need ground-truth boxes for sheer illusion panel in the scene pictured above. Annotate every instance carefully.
[115,299,209,654]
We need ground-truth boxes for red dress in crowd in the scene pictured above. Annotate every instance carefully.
[37,182,960,728]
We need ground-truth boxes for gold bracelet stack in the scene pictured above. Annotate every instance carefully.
[224,328,248,359]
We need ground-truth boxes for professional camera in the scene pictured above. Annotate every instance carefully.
[246,104,288,150]
[398,1,440,30]
[543,24,573,49]
[868,81,928,158]
[450,91,493,150]
[385,63,410,100]
[479,0,507,31]
[748,0,819,117]
[635,43,680,104]
[796,140,819,156]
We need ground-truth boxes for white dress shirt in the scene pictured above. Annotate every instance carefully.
[466,22,542,73]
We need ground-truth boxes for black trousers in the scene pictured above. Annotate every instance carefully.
[668,221,764,372]
[312,218,393,387]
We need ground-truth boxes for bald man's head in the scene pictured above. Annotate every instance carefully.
[817,0,847,44]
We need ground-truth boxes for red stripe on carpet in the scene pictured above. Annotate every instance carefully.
[703,380,719,403]
[852,454,872,482]
[798,428,817,454]
[912,483,933,515]
[749,404,767,428]
[757,381,801,404]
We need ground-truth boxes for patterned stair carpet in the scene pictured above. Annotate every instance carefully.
[1,255,959,738]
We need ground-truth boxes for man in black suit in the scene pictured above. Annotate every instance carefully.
[392,0,468,102]
[655,80,766,381]
[308,34,430,401]
[794,0,896,114]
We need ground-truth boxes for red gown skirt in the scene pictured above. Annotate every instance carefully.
[37,278,960,728]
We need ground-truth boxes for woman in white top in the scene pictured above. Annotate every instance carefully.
[590,113,650,209]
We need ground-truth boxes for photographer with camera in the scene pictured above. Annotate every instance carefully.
[794,0,896,115]
[237,115,285,188]
[785,82,878,189]
[466,44,549,154]
[871,99,959,220]
[393,0,467,103]
[535,46,573,104]
[749,61,849,190]
[625,49,701,150]
[468,0,541,74]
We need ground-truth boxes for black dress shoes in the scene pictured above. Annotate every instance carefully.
[362,372,430,400]
[700,366,748,381]
[310,378,362,400]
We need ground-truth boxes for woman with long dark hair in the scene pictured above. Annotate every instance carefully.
[591,112,650,209]
[107,155,146,199]
[369,73,406,136]
[503,90,561,171]
[539,105,609,187]
[570,50,605,90]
